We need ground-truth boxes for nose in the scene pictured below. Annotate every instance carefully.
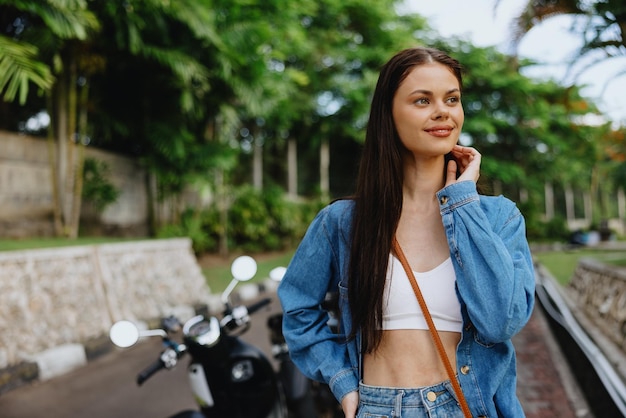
[432,108,449,120]
[432,102,449,120]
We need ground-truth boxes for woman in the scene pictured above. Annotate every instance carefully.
[278,47,535,417]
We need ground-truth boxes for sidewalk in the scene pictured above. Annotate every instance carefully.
[515,303,592,417]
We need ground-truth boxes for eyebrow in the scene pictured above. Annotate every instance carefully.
[408,88,461,96]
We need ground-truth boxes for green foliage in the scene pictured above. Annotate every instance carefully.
[156,186,325,254]
[228,185,324,252]
[2,0,624,243]
[157,207,217,253]
[0,36,54,104]
[81,158,119,211]
[543,216,571,242]
[0,0,100,103]
[524,214,571,243]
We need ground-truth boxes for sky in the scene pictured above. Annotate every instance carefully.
[402,0,626,126]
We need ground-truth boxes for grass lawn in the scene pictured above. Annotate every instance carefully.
[0,237,151,251]
[533,246,626,285]
[201,252,295,293]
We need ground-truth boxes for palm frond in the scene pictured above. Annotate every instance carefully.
[3,0,100,40]
[509,0,586,46]
[0,35,54,104]
[142,45,211,113]
[164,0,224,48]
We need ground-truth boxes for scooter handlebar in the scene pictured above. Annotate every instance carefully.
[246,297,272,315]
[136,358,165,386]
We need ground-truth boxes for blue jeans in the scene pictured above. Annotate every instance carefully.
[357,380,465,418]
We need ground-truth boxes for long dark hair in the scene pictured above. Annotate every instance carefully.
[347,47,463,353]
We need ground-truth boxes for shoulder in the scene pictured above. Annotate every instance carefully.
[312,198,354,239]
[319,198,354,223]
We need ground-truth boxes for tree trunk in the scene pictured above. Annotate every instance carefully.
[53,74,69,235]
[46,93,63,235]
[544,182,554,221]
[64,50,79,237]
[253,138,263,190]
[215,169,229,256]
[287,138,297,198]
[320,138,329,198]
[69,79,89,238]
[47,46,83,238]
[564,183,575,222]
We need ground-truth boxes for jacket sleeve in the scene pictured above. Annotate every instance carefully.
[277,205,358,402]
[437,181,535,343]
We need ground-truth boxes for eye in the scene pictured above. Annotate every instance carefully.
[446,96,461,105]
[414,97,429,105]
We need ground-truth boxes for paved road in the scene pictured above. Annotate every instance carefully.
[1,291,591,418]
[0,294,281,418]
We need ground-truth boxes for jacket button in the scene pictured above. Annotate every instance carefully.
[439,196,449,205]
[460,365,470,374]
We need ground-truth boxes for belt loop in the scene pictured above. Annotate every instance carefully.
[393,390,404,418]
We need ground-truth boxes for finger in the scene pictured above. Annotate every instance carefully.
[445,159,457,187]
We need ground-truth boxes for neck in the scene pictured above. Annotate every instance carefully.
[402,155,445,202]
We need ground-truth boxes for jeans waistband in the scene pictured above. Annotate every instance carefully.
[359,379,458,408]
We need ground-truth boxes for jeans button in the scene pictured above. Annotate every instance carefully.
[460,365,470,374]
[426,391,437,402]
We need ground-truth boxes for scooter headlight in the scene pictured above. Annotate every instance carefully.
[231,359,254,382]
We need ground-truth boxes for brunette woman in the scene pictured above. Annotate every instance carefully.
[278,47,535,418]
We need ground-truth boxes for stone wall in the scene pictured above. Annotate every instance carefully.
[568,258,626,352]
[0,238,210,383]
[567,257,626,383]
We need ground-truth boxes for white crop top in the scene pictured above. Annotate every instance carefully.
[382,254,462,333]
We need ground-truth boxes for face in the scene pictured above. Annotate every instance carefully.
[392,62,464,159]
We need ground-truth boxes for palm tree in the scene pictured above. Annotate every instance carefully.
[501,0,625,84]
[1,0,220,238]
[0,0,101,237]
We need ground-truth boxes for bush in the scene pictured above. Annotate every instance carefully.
[228,185,325,252]
[82,158,119,212]
[156,208,218,253]
[156,186,325,254]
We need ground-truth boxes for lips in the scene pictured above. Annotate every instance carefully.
[425,126,454,137]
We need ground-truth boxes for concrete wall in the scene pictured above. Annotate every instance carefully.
[0,238,211,390]
[0,130,149,237]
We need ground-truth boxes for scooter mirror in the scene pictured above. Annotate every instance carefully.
[269,266,287,282]
[110,320,140,348]
[231,255,257,282]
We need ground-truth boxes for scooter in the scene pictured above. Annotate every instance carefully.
[109,255,286,418]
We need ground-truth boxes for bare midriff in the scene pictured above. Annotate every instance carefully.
[362,329,461,387]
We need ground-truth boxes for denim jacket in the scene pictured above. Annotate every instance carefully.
[278,181,535,417]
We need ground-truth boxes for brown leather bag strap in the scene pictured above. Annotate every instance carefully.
[392,237,472,418]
